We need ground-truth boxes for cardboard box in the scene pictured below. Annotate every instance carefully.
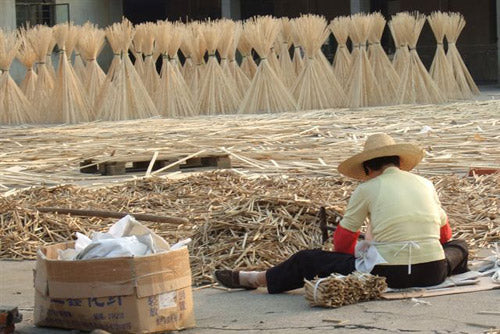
[34,242,195,333]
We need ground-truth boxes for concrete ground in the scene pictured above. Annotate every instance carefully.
[1,261,499,334]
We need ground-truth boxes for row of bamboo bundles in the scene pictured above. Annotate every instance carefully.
[0,11,480,124]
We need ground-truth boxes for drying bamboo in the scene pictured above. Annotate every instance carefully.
[397,12,446,104]
[367,12,400,105]
[17,27,38,103]
[155,21,196,117]
[269,39,284,83]
[428,11,460,100]
[228,22,251,98]
[445,12,480,98]
[238,26,257,79]
[218,19,243,100]
[131,23,146,78]
[197,20,240,115]
[278,18,296,88]
[290,18,305,77]
[292,14,347,110]
[179,25,195,81]
[329,16,352,88]
[186,22,206,101]
[346,13,383,107]
[141,22,160,95]
[239,16,298,114]
[46,34,56,80]
[389,12,410,76]
[73,26,87,83]
[0,29,34,124]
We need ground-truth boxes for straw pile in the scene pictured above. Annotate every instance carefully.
[0,29,34,124]
[278,18,296,89]
[239,16,298,114]
[330,16,352,88]
[17,27,38,102]
[304,272,387,308]
[445,12,480,99]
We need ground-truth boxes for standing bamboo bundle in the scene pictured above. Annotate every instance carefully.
[397,12,445,104]
[238,25,257,79]
[291,14,347,110]
[428,11,460,100]
[367,12,400,104]
[290,18,305,77]
[445,12,480,98]
[388,12,410,76]
[227,22,251,98]
[239,16,298,114]
[78,22,106,109]
[197,20,240,115]
[186,22,205,101]
[278,18,296,88]
[131,24,146,78]
[269,39,284,83]
[50,23,91,123]
[141,22,160,95]
[73,26,86,83]
[45,34,56,80]
[154,21,196,117]
[329,16,352,88]
[218,19,243,100]
[346,13,383,107]
[179,25,195,81]
[95,20,158,121]
[0,29,34,124]
[17,27,38,102]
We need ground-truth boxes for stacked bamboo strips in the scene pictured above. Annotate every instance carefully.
[140,22,160,96]
[238,27,258,79]
[445,12,480,99]
[330,16,352,88]
[292,14,347,110]
[0,29,34,124]
[346,13,383,107]
[278,18,296,89]
[17,28,38,102]
[227,22,251,98]
[389,12,411,76]
[396,12,445,105]
[367,13,400,105]
[239,16,298,114]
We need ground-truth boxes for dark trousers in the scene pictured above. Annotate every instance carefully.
[265,240,469,294]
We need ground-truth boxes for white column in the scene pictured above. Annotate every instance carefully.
[0,0,16,30]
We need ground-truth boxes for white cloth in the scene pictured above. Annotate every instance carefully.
[354,240,387,273]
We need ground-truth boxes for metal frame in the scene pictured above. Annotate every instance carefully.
[15,2,70,26]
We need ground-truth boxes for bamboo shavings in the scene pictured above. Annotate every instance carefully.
[445,12,480,99]
[397,12,446,105]
[140,22,160,96]
[278,18,295,89]
[239,16,298,114]
[227,21,251,98]
[389,12,410,77]
[330,16,352,88]
[238,26,257,79]
[367,12,400,105]
[0,29,35,124]
[17,27,38,103]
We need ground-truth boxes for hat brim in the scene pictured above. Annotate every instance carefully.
[338,143,424,180]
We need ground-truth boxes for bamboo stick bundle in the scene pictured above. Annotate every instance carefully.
[154,21,196,117]
[367,12,400,105]
[427,11,460,100]
[346,14,383,107]
[73,26,86,83]
[218,19,243,100]
[227,22,251,98]
[290,19,305,77]
[388,12,410,76]
[46,34,56,80]
[329,16,352,88]
[17,27,38,102]
[186,22,206,101]
[278,18,296,89]
[239,16,298,114]
[445,12,480,98]
[50,23,92,123]
[131,23,146,78]
[140,22,160,96]
[269,39,284,83]
[0,29,34,124]
[95,20,158,121]
[179,25,194,80]
[196,20,240,115]
[291,14,347,110]
[396,12,446,104]
[78,22,106,109]
[238,25,257,79]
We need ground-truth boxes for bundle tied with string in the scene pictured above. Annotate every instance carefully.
[239,16,298,114]
[445,12,480,99]
[46,34,56,80]
[154,21,196,118]
[346,13,383,108]
[131,23,146,78]
[218,19,243,101]
[238,26,257,79]
[269,38,284,84]
[73,26,86,83]
[291,14,347,110]
[396,12,445,105]
[278,18,296,88]
[427,11,460,100]
[389,12,410,77]
[179,25,195,81]
[329,16,352,89]
[227,22,251,98]
[367,12,400,105]
[304,272,387,308]
[186,22,205,101]
[50,23,91,124]
[290,18,305,77]
[197,20,240,115]
[0,29,34,124]
[141,22,160,95]
[17,27,38,103]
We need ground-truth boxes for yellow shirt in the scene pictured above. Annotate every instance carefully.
[340,167,447,265]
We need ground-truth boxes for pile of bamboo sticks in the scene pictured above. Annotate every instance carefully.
[0,11,480,124]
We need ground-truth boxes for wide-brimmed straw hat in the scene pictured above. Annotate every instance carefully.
[338,133,424,180]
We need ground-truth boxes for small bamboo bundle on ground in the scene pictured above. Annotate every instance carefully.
[397,12,445,104]
[367,12,400,105]
[140,22,160,96]
[186,22,205,101]
[197,20,240,115]
[227,22,251,98]
[346,13,383,107]
[238,26,257,79]
[154,21,196,117]
[95,20,158,121]
[50,23,91,123]
[278,18,296,89]
[389,12,411,77]
[131,23,146,78]
[218,19,243,101]
[239,16,298,114]
[445,12,480,98]
[304,272,387,308]
[428,11,460,100]
[17,28,38,103]
[290,18,305,77]
[292,14,347,110]
[329,16,352,89]
[0,29,34,124]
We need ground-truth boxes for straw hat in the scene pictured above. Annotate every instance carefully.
[338,133,424,180]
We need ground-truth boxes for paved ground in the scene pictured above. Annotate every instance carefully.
[1,260,498,334]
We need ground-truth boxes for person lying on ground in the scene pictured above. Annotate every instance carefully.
[215,133,469,293]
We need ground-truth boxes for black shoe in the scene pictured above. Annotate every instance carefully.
[214,270,256,290]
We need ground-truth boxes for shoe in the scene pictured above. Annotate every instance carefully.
[214,270,256,290]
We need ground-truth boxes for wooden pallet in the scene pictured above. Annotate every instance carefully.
[80,153,231,176]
